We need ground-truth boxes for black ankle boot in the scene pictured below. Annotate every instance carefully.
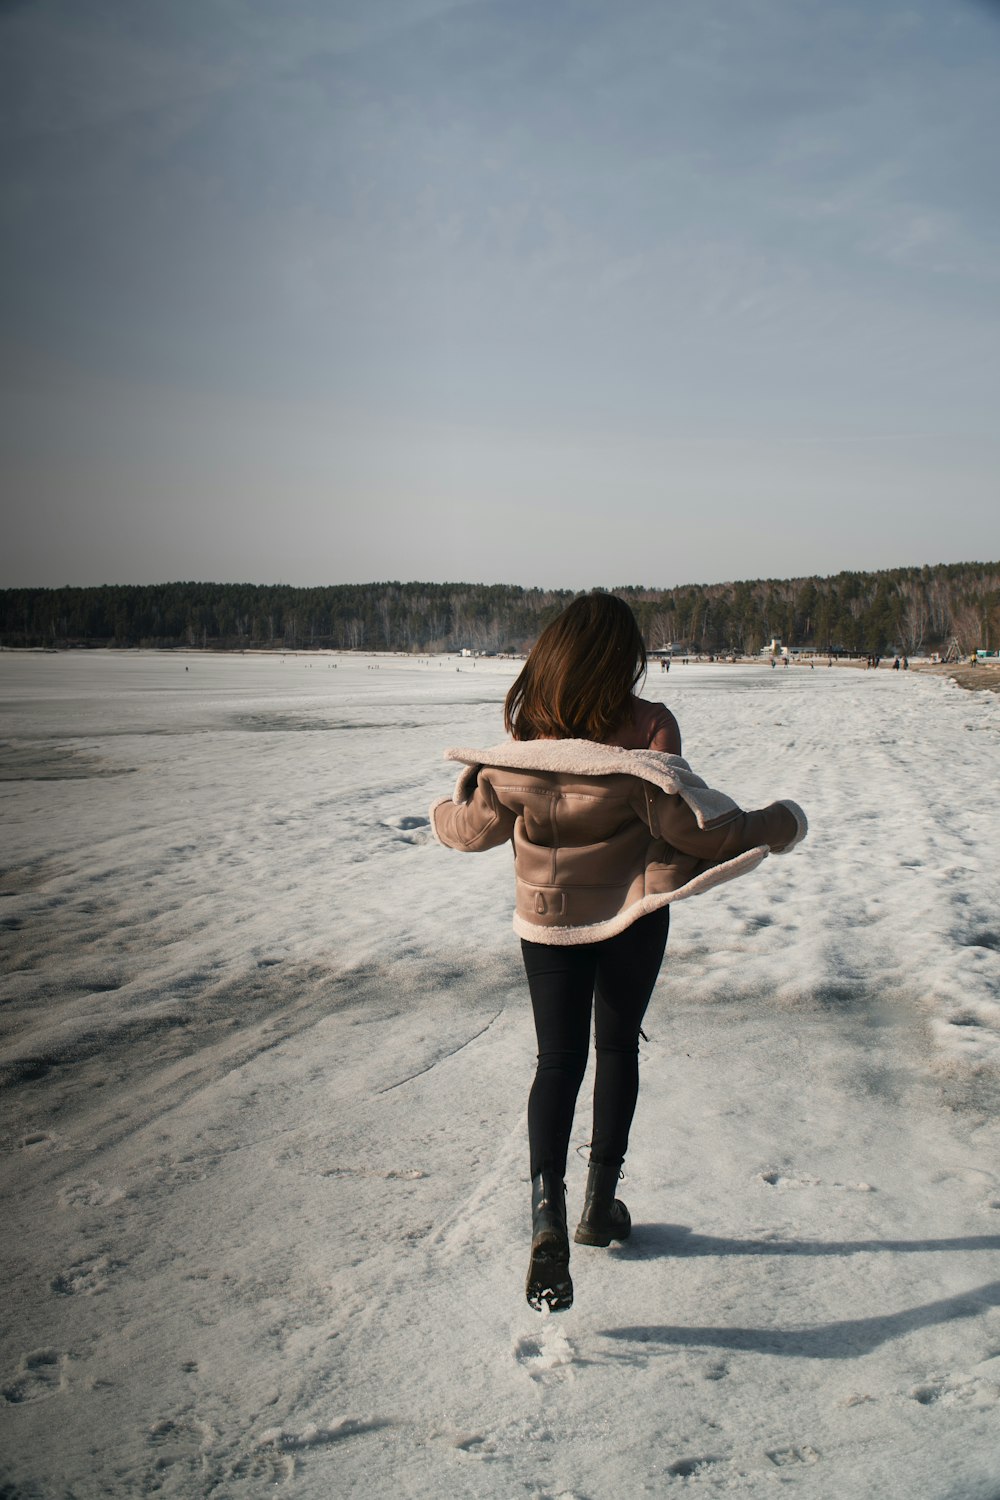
[525,1171,573,1311]
[574,1160,631,1247]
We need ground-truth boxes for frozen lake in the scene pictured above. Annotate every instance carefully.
[2,650,1000,1498]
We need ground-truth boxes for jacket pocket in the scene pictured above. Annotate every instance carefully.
[515,881,568,921]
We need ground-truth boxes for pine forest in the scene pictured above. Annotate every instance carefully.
[2,562,998,657]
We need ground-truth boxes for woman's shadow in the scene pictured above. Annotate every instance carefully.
[598,1223,1000,1359]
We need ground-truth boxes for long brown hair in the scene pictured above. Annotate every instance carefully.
[504,592,647,741]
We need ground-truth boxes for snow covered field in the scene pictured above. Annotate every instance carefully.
[2,649,1000,1499]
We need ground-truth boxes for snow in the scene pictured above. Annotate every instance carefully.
[2,649,1000,1498]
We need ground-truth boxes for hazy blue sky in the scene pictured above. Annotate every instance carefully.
[2,0,998,590]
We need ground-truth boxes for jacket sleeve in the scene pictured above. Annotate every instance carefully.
[645,789,806,861]
[430,771,518,853]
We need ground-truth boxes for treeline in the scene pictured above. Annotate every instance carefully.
[0,582,573,654]
[2,563,998,656]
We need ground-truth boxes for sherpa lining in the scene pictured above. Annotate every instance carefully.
[443,740,743,830]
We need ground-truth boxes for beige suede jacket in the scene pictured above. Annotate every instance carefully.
[431,739,807,945]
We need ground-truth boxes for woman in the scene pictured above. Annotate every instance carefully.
[431,594,806,1312]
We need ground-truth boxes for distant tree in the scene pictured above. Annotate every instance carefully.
[952,602,984,655]
[900,584,927,655]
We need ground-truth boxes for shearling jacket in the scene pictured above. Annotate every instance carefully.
[431,740,807,945]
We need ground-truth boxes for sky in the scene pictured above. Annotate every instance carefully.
[1,0,999,592]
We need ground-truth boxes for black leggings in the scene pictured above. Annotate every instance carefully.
[521,908,670,1180]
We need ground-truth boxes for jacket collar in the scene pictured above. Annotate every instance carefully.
[444,738,688,791]
[443,740,742,831]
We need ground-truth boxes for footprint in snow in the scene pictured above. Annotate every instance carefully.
[58,1179,126,1209]
[50,1252,123,1296]
[909,1374,1000,1407]
[382,814,431,845]
[229,1447,296,1484]
[910,1380,945,1405]
[766,1444,821,1466]
[758,1170,821,1190]
[2,1349,66,1404]
[668,1455,721,1476]
[144,1412,216,1482]
[513,1326,576,1381]
[444,1431,499,1458]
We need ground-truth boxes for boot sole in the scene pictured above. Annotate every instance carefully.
[526,1233,573,1312]
[574,1223,631,1247]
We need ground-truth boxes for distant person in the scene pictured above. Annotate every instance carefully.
[893,656,900,671]
[431,593,807,1312]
